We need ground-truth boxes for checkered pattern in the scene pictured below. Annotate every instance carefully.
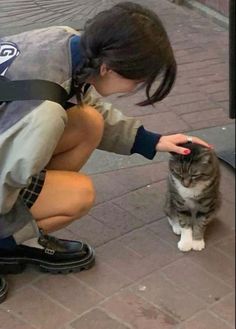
[19,170,46,208]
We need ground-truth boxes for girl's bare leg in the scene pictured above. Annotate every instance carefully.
[30,105,104,233]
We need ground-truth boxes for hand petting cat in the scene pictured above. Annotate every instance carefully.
[156,134,212,155]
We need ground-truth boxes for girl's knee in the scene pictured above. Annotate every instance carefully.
[81,105,104,147]
[70,173,95,218]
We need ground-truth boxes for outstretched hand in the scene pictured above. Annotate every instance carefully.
[156,134,212,155]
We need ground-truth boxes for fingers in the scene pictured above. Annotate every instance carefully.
[173,146,191,155]
[175,134,211,148]
[190,136,212,149]
[156,134,212,155]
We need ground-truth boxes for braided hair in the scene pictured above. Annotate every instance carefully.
[73,2,177,106]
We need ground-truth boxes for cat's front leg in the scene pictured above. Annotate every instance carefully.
[167,217,181,235]
[192,223,206,251]
[178,227,193,252]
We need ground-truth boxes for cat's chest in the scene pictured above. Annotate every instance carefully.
[172,176,208,199]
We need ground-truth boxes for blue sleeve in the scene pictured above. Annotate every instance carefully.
[130,125,162,160]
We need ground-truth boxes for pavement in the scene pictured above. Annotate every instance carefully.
[0,0,235,328]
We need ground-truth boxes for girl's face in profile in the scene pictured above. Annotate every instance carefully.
[87,63,143,97]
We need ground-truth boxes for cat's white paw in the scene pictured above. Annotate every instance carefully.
[192,239,205,251]
[178,239,193,252]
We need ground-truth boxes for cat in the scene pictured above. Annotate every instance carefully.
[164,142,221,252]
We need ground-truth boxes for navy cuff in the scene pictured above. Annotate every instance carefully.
[131,125,162,160]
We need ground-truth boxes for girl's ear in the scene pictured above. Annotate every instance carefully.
[100,63,108,76]
[100,63,113,76]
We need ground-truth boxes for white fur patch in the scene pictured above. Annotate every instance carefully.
[172,176,209,199]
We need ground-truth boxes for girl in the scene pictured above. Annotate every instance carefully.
[0,2,210,290]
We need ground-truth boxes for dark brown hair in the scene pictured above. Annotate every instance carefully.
[74,2,177,106]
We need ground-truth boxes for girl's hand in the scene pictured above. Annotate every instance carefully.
[156,134,212,155]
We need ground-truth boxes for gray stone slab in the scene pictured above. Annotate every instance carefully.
[0,0,119,36]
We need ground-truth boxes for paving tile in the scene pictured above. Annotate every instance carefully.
[181,108,228,124]
[90,202,144,236]
[217,100,230,111]
[148,217,180,248]
[164,92,208,107]
[2,286,74,329]
[138,112,189,134]
[162,258,231,304]
[177,49,221,65]
[214,236,235,259]
[220,168,236,204]
[210,293,235,327]
[203,81,229,94]
[193,76,228,88]
[92,174,128,204]
[104,162,169,191]
[205,221,234,248]
[6,268,42,294]
[107,93,170,117]
[0,309,35,329]
[113,180,167,224]
[179,311,233,329]
[216,200,235,230]
[187,246,235,282]
[118,227,182,267]
[33,274,104,315]
[132,270,205,321]
[96,240,159,281]
[220,163,235,183]
[101,290,178,329]
[210,90,229,102]
[74,261,132,297]
[71,308,130,329]
[170,81,199,96]
[178,59,225,73]
[65,214,119,247]
[187,116,233,130]
[180,65,227,82]
[170,100,217,115]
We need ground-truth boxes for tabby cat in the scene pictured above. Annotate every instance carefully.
[164,142,221,252]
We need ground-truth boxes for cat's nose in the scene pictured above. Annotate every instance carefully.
[182,178,191,187]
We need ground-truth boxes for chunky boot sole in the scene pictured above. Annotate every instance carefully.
[0,277,8,303]
[0,247,95,275]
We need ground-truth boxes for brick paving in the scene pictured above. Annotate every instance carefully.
[0,0,235,328]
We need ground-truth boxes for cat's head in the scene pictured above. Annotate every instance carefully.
[169,143,219,188]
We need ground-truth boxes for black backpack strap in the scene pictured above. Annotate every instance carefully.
[0,77,69,107]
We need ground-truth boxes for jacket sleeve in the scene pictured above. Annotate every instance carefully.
[0,101,67,216]
[82,87,142,155]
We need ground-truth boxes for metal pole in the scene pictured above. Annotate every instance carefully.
[229,0,235,119]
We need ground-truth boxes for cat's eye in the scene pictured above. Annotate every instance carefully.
[191,174,201,179]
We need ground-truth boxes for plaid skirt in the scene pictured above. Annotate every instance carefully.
[19,170,46,209]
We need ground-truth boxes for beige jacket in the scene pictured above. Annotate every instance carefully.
[0,26,141,241]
